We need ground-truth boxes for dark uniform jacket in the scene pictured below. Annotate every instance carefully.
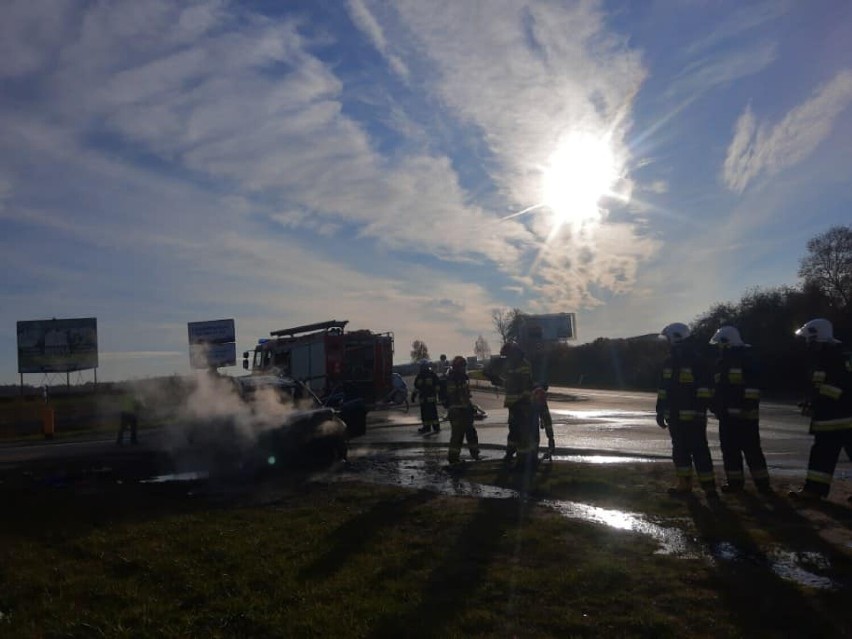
[805,346,852,433]
[413,370,440,402]
[445,371,472,410]
[712,347,760,421]
[656,341,712,424]
[503,358,533,408]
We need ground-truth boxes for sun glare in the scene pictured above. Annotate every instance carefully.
[541,132,619,227]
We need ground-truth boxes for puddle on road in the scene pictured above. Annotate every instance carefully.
[140,471,209,483]
[331,450,840,590]
[552,409,655,422]
[553,454,659,464]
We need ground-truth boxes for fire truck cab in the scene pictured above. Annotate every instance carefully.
[242,320,394,406]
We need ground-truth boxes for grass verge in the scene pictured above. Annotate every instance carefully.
[0,459,850,638]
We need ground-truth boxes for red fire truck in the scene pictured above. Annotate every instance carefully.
[242,320,394,406]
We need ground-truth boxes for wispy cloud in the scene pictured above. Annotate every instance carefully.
[683,0,791,57]
[723,70,852,193]
[667,41,778,103]
[346,0,410,80]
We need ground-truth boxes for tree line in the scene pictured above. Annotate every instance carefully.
[495,225,852,396]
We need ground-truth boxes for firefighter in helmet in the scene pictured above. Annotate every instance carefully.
[709,326,770,493]
[444,356,482,464]
[412,359,441,434]
[656,322,718,499]
[532,382,556,458]
[789,318,852,501]
[500,341,535,467]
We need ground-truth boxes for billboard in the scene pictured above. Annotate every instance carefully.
[188,319,236,369]
[187,319,236,344]
[518,313,576,348]
[189,343,237,369]
[17,317,99,373]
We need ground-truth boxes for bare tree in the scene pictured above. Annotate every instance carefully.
[491,308,523,345]
[798,225,852,309]
[473,335,491,360]
[410,340,429,362]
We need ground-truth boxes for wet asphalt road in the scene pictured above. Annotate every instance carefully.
[2,385,850,482]
[374,383,852,479]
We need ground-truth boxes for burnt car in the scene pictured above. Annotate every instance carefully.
[235,375,349,468]
[175,375,348,473]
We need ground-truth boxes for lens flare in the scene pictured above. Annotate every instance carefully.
[541,131,619,228]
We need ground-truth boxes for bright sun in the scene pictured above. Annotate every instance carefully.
[541,132,619,227]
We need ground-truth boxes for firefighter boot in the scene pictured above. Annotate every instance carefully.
[787,487,823,502]
[667,476,692,497]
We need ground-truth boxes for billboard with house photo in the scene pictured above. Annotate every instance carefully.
[17,317,99,373]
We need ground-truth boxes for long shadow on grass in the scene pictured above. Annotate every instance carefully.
[685,496,851,636]
[298,490,439,582]
[366,495,522,639]
[0,458,320,543]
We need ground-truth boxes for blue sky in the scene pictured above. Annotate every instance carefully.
[1,0,851,384]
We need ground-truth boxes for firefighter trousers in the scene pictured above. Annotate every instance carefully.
[418,399,440,432]
[531,404,554,450]
[668,418,715,490]
[718,417,768,488]
[506,402,534,458]
[803,429,852,497]
[448,407,479,462]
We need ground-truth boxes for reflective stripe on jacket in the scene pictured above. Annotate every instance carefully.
[503,359,533,408]
[656,341,710,423]
[712,347,760,422]
[806,346,852,433]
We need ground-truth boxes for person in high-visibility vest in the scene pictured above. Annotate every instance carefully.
[709,326,770,493]
[500,341,535,467]
[656,322,718,499]
[116,391,141,445]
[412,360,441,434]
[789,318,852,501]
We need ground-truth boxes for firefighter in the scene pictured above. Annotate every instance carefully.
[411,359,441,434]
[709,326,771,493]
[532,383,556,458]
[444,356,482,464]
[116,390,141,445]
[500,341,535,467]
[656,322,718,499]
[789,318,852,501]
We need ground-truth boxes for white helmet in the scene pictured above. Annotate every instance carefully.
[659,322,690,344]
[795,318,841,344]
[709,325,749,348]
